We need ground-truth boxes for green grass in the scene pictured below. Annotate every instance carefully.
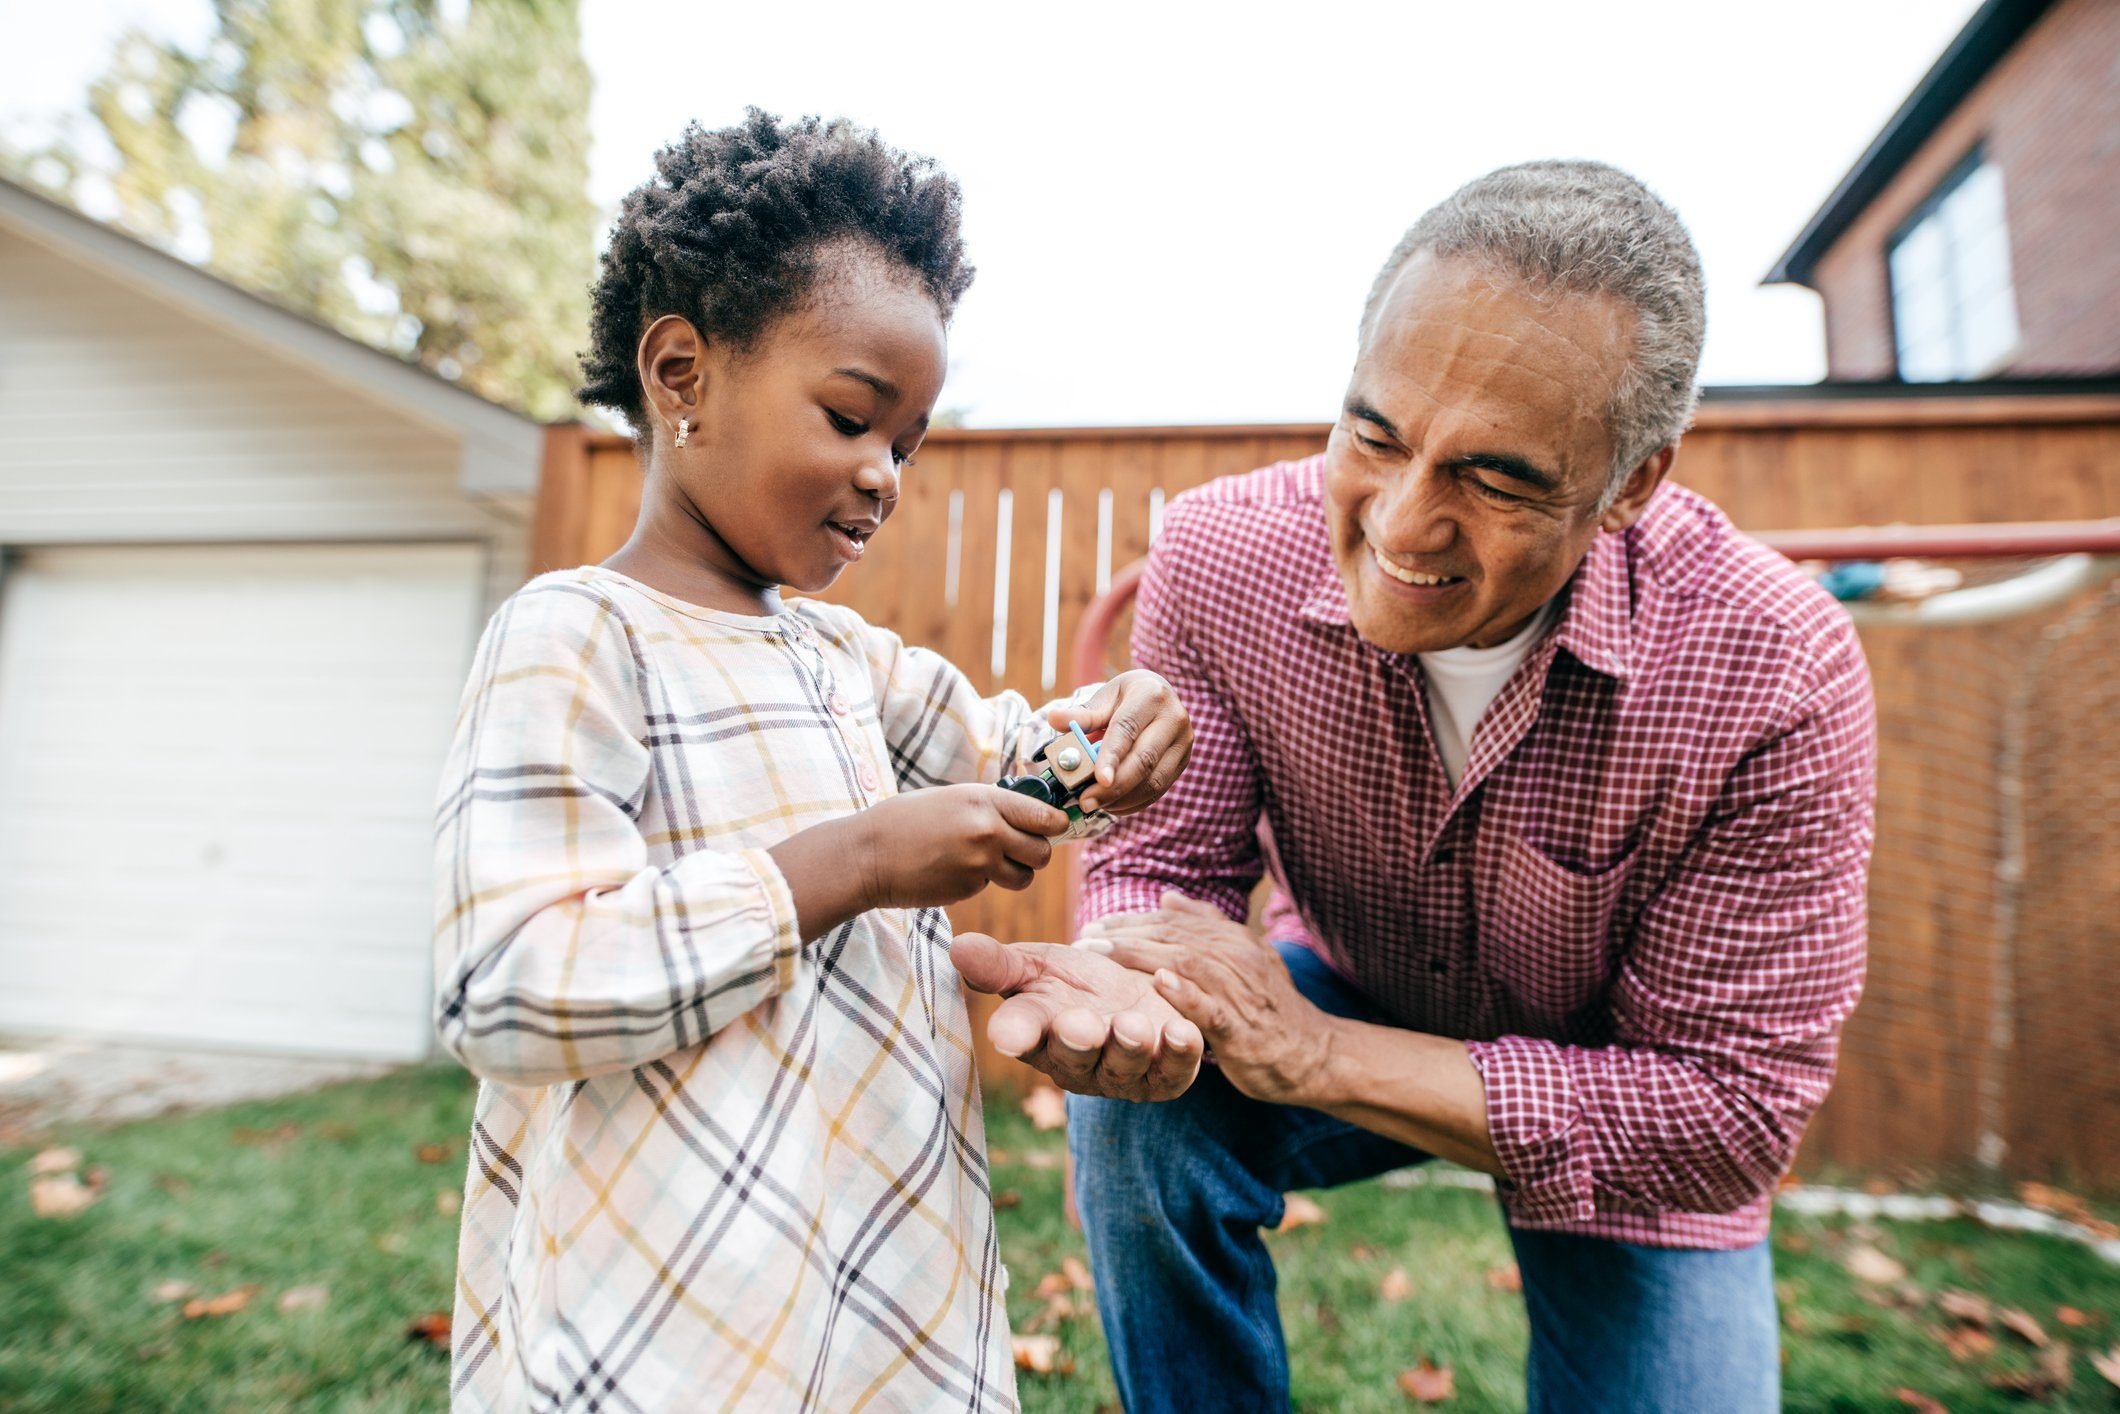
[4,1068,2118,1412]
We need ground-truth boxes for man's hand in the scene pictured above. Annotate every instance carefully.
[1047,670,1190,815]
[951,933,1204,1102]
[1082,891,1339,1107]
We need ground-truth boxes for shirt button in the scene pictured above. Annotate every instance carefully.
[827,692,850,717]
[857,762,881,793]
[1434,848,1458,865]
[1429,958,1449,974]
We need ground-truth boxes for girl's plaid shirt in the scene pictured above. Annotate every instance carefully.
[433,566,1060,1412]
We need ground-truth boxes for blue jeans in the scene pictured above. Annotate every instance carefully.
[1067,942,1779,1413]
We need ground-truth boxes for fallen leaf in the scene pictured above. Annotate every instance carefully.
[1033,1271,1072,1301]
[406,1312,452,1349]
[2055,1306,2092,1328]
[2091,1345,2120,1388]
[1380,1267,1414,1303]
[27,1147,82,1176]
[1398,1359,1455,1403]
[1021,1150,1061,1171]
[1350,1243,1376,1261]
[276,1285,330,1313]
[1011,1332,1068,1375]
[149,1280,196,1304]
[992,1189,1021,1210]
[1998,1307,2049,1348]
[1843,1243,1907,1286]
[1938,1324,1996,1362]
[229,1123,300,1148]
[181,1285,260,1319]
[1020,1087,1067,1131]
[154,1173,193,1199]
[435,1189,461,1217]
[1277,1194,1327,1231]
[1061,1256,1093,1292]
[1892,1390,1947,1414]
[28,1173,99,1218]
[1485,1263,1522,1293]
[1782,1231,1813,1255]
[1987,1343,2071,1399]
[414,1142,453,1164]
[1939,1290,1993,1327]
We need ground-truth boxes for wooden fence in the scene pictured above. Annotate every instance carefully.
[533,388,2120,1189]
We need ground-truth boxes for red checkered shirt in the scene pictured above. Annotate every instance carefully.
[1078,456,1875,1249]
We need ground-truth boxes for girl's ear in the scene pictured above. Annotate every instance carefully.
[637,315,707,445]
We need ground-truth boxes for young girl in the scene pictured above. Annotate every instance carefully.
[432,112,1190,1411]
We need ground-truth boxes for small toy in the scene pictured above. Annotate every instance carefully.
[1000,721,1101,821]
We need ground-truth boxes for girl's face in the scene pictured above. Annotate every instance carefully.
[632,250,948,612]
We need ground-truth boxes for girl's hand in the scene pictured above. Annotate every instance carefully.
[1046,670,1191,815]
[856,784,1070,909]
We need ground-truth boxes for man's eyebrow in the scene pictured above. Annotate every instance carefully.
[831,367,898,399]
[1343,397,1400,441]
[1446,451,1562,493]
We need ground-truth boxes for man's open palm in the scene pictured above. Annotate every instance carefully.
[951,933,1204,1102]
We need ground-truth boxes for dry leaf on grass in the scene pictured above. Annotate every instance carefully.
[27,1147,82,1175]
[1892,1389,1947,1414]
[1987,1342,2072,1400]
[1938,1290,1993,1327]
[1060,1256,1092,1291]
[149,1280,196,1304]
[1021,1150,1061,1171]
[1842,1243,1907,1286]
[1380,1267,1414,1303]
[992,1189,1021,1210]
[407,1312,452,1349]
[1397,1359,1455,1403]
[1276,1194,1327,1231]
[277,1285,330,1313]
[2054,1305,2093,1328]
[1034,1271,1072,1301]
[435,1189,462,1217]
[2090,1345,2120,1388]
[1938,1324,1996,1362]
[29,1173,101,1218]
[1010,1333,1071,1375]
[230,1123,300,1149]
[414,1142,453,1164]
[1485,1263,1522,1293]
[1020,1087,1067,1131]
[182,1285,260,1319]
[1998,1307,2049,1348]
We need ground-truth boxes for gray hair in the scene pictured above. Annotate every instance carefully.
[1360,160,1705,505]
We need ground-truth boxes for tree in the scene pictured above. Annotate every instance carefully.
[9,0,595,420]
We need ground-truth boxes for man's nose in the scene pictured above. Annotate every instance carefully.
[1372,464,1455,553]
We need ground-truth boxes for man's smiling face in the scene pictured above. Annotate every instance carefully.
[1325,250,1658,655]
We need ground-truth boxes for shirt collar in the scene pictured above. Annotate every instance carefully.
[1296,528,1635,681]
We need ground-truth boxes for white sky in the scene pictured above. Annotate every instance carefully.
[4,0,1986,427]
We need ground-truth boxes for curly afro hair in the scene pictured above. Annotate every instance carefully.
[578,109,976,430]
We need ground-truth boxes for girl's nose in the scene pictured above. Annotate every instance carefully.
[855,454,900,502]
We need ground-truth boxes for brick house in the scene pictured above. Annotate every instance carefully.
[1767,0,2120,380]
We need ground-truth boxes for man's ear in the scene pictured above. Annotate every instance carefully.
[636,315,706,442]
[1598,444,1676,533]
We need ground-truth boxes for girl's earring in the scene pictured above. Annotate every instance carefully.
[674,417,691,449]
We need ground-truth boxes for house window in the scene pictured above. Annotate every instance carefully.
[1888,151,2020,381]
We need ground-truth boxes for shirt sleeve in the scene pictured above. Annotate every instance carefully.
[432,582,803,1087]
[1464,618,1876,1224]
[1078,510,1267,924]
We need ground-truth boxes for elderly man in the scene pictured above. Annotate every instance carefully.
[953,161,1875,1412]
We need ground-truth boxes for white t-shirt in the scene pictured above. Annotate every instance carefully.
[1417,601,1557,789]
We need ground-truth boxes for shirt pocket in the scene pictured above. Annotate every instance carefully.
[1476,829,1638,1022]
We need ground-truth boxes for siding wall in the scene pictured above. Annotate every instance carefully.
[1809,0,2120,378]
[0,225,527,592]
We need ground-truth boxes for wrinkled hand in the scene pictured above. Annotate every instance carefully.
[1046,670,1190,815]
[951,933,1203,1102]
[1083,891,1336,1106]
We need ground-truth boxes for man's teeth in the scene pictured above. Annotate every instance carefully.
[1372,546,1456,586]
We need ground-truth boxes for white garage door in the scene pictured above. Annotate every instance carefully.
[0,543,488,1060]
